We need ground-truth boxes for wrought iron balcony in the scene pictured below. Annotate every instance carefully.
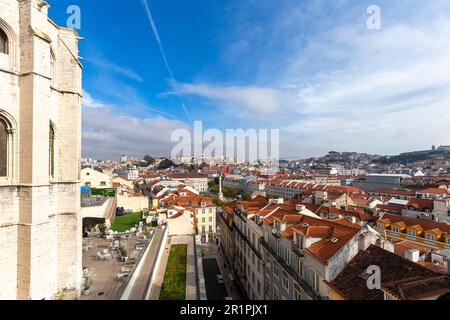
[291,242,305,257]
[260,238,321,300]
[233,221,262,260]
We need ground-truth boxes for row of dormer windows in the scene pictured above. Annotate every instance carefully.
[378,222,450,244]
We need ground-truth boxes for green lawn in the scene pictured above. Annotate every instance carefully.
[159,244,187,300]
[111,212,142,232]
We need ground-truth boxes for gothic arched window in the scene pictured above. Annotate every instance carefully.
[0,28,8,54]
[50,49,55,86]
[49,124,55,177]
[0,118,7,176]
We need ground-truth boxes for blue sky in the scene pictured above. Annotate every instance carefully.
[49,0,450,160]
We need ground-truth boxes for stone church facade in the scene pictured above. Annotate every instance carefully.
[0,0,82,299]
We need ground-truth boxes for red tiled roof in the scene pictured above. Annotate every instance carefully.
[289,216,361,264]
[406,198,434,211]
[407,225,424,231]
[382,276,450,300]
[332,218,363,229]
[264,181,364,194]
[419,188,450,195]
[350,197,372,206]
[305,225,332,237]
[319,206,372,222]
[372,188,416,197]
[378,213,450,234]
[418,262,449,275]
[167,172,207,179]
[375,204,404,214]
[325,245,450,300]
[394,241,428,258]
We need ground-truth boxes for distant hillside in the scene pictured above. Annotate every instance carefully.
[374,149,450,165]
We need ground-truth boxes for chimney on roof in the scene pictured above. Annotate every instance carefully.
[358,232,372,251]
[346,216,357,224]
[405,249,420,263]
[296,204,305,212]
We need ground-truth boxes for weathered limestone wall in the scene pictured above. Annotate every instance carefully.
[0,0,82,300]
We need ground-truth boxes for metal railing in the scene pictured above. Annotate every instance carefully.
[260,238,321,300]
[291,242,305,257]
[232,221,262,260]
[81,195,109,207]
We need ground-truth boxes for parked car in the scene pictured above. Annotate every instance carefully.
[216,274,225,284]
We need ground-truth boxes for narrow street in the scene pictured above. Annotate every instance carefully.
[202,258,228,300]
[201,241,242,300]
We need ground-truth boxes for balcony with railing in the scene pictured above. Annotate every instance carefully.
[260,238,321,300]
[375,226,450,250]
[291,242,305,257]
[233,221,262,260]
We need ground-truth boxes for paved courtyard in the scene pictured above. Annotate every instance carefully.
[80,235,147,300]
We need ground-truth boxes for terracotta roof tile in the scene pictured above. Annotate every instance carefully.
[326,245,450,300]
[378,213,450,234]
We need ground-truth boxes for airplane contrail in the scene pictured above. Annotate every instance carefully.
[141,0,193,122]
[322,0,345,30]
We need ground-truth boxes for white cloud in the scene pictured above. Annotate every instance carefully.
[88,58,144,82]
[169,82,282,115]
[83,91,107,108]
[82,94,189,159]
[282,16,450,156]
[181,1,450,157]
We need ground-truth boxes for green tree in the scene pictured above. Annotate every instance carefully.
[242,194,252,201]
[158,159,176,169]
[143,155,155,166]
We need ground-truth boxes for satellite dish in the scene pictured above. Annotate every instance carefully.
[271,228,278,235]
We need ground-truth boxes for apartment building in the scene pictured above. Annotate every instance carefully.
[376,213,450,251]
[313,190,356,207]
[265,181,362,200]
[221,197,331,300]
[115,166,139,181]
[247,179,267,194]
[161,191,217,242]
[353,174,411,192]
[230,198,268,300]
[260,210,389,300]
[218,206,235,270]
[196,201,217,241]
[223,176,243,189]
[81,168,112,189]
[370,188,417,200]
[400,197,450,223]
[166,172,209,193]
